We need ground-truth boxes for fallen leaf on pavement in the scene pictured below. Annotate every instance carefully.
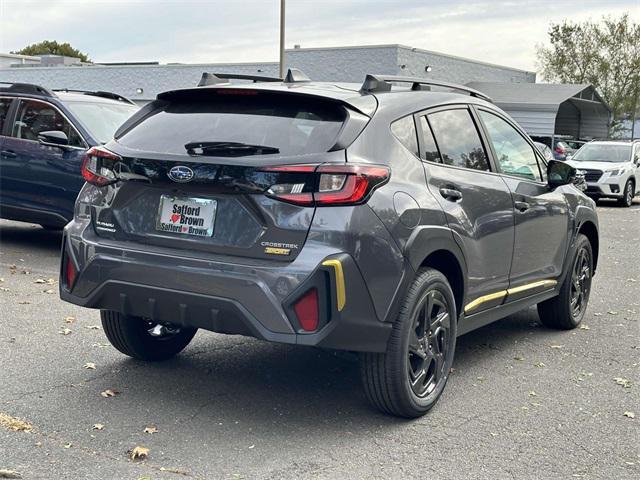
[130,446,150,460]
[63,443,72,449]
[9,265,17,271]
[64,316,76,324]
[534,362,546,368]
[17,301,30,305]
[607,311,618,315]
[528,390,537,396]
[91,343,110,348]
[92,423,105,430]
[614,377,632,388]
[0,469,22,479]
[85,325,101,330]
[623,411,635,418]
[513,356,524,361]
[33,279,46,284]
[83,363,96,370]
[0,413,32,432]
[550,345,564,349]
[579,325,591,330]
[43,289,55,294]
[143,426,158,434]
[59,328,72,336]
[100,389,119,398]
[593,312,602,316]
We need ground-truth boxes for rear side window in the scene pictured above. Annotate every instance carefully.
[390,116,419,157]
[11,99,84,147]
[116,93,346,156]
[0,97,12,134]
[427,109,490,171]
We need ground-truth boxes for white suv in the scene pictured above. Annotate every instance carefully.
[567,140,640,207]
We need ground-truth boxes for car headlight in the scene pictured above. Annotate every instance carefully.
[607,169,625,176]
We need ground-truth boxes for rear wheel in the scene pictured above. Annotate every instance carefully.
[101,311,197,361]
[360,268,457,418]
[537,234,593,330]
[618,179,635,207]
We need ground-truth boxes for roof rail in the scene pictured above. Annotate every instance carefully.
[360,74,493,102]
[53,89,136,105]
[197,68,312,87]
[0,82,54,97]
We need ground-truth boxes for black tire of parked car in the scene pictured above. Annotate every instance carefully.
[101,310,197,361]
[360,268,457,418]
[618,179,635,208]
[537,233,593,330]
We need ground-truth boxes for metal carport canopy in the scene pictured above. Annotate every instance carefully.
[466,82,612,138]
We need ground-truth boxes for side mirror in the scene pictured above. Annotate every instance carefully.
[38,130,69,147]
[548,159,578,188]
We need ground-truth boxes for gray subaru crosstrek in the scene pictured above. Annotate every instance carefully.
[60,72,599,417]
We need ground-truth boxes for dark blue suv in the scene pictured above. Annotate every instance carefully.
[0,83,138,228]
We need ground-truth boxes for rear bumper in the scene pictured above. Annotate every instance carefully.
[59,221,391,352]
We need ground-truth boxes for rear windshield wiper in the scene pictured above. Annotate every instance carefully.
[185,141,280,157]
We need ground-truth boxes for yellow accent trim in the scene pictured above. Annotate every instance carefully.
[464,290,507,313]
[264,247,291,255]
[464,279,558,314]
[322,259,346,311]
[507,279,557,295]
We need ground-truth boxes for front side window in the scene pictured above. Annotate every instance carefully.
[427,109,490,171]
[479,110,542,181]
[11,99,84,147]
[0,97,12,134]
[390,115,419,157]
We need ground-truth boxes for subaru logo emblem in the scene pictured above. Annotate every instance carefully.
[168,165,194,183]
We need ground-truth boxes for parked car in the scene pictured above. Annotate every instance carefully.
[566,139,587,151]
[534,141,554,162]
[59,72,599,418]
[566,139,639,207]
[0,83,139,228]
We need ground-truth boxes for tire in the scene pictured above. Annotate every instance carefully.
[537,234,593,330]
[617,179,634,207]
[101,310,197,361]
[360,268,457,418]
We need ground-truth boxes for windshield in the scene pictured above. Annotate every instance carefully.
[64,100,139,144]
[571,143,632,163]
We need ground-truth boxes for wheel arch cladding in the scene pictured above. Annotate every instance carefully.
[420,250,465,318]
[578,220,599,272]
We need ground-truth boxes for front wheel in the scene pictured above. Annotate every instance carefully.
[360,268,457,418]
[617,180,635,207]
[101,311,197,361]
[537,234,593,329]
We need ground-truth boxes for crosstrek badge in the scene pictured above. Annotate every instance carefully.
[156,195,217,237]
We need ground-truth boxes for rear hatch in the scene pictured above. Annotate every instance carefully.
[86,88,364,261]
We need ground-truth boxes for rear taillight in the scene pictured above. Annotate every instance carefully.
[260,164,389,207]
[81,147,121,186]
[293,288,320,332]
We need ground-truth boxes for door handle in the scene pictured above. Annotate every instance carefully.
[514,200,530,212]
[439,187,462,202]
[0,150,17,158]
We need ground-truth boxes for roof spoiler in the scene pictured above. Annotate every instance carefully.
[360,74,493,102]
[197,68,311,87]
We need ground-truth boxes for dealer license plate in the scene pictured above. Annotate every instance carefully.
[156,195,217,237]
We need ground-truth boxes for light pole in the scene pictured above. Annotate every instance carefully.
[279,0,285,79]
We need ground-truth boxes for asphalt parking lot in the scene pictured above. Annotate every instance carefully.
[0,199,638,480]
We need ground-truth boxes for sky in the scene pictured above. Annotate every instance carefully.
[0,0,638,72]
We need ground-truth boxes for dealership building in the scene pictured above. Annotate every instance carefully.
[0,44,617,140]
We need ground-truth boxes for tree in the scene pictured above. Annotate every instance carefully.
[12,40,91,63]
[537,13,640,132]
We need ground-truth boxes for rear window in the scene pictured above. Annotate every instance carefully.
[115,93,346,157]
